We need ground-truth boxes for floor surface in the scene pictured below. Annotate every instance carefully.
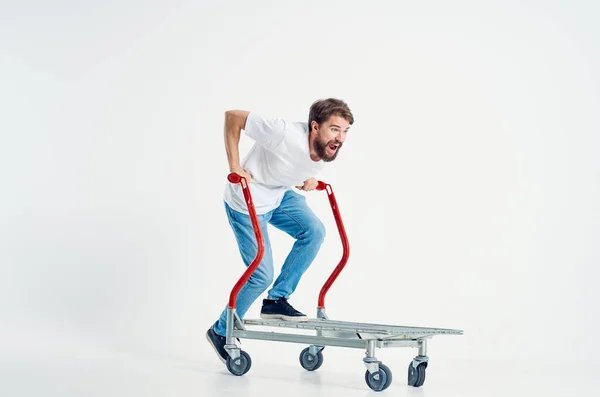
[2,335,598,397]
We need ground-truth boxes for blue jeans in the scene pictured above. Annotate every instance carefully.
[212,189,326,336]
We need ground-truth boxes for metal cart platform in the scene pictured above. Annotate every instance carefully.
[220,173,463,391]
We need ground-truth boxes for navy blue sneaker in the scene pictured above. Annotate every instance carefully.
[260,298,308,322]
[206,327,228,364]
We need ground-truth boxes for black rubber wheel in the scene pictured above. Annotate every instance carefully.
[407,362,427,387]
[226,350,252,376]
[299,347,324,371]
[364,363,392,391]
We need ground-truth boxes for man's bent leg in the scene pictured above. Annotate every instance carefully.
[267,189,326,300]
[212,203,274,336]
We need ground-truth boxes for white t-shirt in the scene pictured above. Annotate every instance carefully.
[223,112,327,215]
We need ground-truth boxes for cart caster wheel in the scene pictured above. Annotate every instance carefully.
[299,347,323,371]
[365,363,392,391]
[226,350,252,376]
[407,362,427,387]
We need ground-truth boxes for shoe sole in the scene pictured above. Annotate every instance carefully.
[205,331,227,364]
[260,313,309,322]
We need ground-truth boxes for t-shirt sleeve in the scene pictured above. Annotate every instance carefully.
[243,112,286,151]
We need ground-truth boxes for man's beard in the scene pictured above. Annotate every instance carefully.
[314,137,342,162]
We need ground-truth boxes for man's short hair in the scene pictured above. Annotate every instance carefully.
[308,98,354,131]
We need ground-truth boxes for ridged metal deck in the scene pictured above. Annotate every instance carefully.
[243,318,463,339]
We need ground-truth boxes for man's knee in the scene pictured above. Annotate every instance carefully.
[306,218,326,244]
[250,263,274,289]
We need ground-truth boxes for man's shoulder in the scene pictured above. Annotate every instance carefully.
[247,112,307,131]
[287,120,309,134]
[244,112,308,151]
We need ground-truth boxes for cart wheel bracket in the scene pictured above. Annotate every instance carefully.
[363,357,381,374]
[224,344,240,360]
[308,345,324,356]
[411,355,429,368]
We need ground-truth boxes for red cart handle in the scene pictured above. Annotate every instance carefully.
[314,181,350,309]
[226,172,265,308]
[226,173,349,310]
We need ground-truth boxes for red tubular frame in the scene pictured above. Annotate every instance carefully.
[227,173,265,309]
[315,181,350,309]
[227,173,350,311]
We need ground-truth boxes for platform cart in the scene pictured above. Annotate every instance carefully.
[221,172,463,391]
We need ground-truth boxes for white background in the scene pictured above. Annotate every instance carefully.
[1,1,599,396]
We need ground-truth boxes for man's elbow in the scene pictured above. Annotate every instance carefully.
[224,110,250,130]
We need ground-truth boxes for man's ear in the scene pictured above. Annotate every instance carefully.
[310,120,319,134]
